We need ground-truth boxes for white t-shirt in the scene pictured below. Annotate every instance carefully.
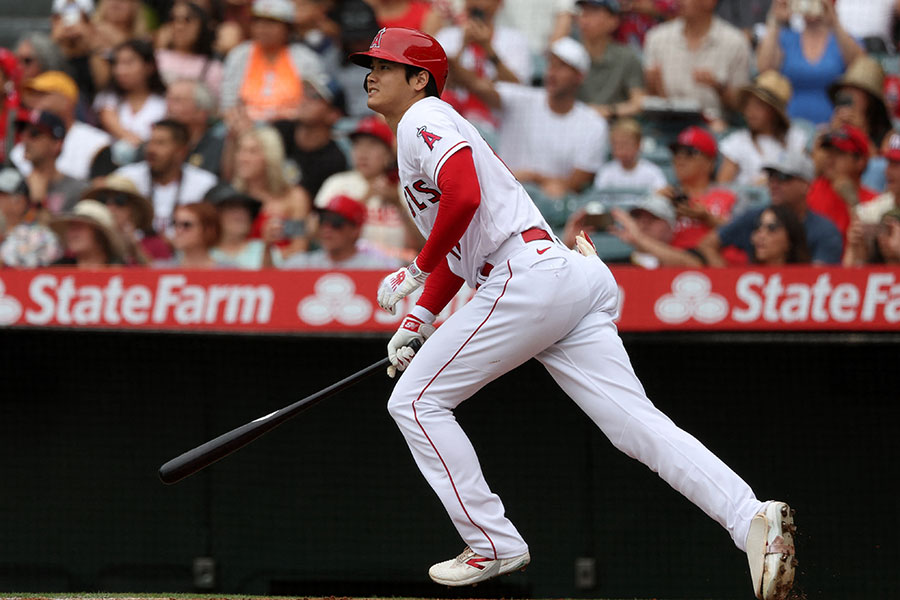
[315,170,409,256]
[436,25,533,85]
[594,158,668,191]
[9,121,112,180]
[836,0,896,47]
[495,82,608,178]
[113,162,218,233]
[496,0,577,55]
[93,92,168,142]
[397,97,549,287]
[719,126,810,186]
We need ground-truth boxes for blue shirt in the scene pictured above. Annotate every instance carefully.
[717,206,843,264]
[779,28,846,125]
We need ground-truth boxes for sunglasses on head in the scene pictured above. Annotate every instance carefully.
[319,212,349,228]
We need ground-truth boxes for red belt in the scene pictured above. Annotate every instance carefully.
[479,228,552,280]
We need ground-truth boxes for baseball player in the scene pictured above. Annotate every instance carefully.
[350,28,797,600]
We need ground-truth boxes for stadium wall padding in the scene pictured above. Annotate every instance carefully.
[1,329,897,599]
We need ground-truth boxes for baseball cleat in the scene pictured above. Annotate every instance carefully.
[746,501,797,600]
[428,546,530,586]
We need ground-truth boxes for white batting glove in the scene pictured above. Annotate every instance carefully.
[387,314,435,378]
[575,230,598,257]
[377,261,429,315]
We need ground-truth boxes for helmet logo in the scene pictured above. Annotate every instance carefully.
[371,28,387,49]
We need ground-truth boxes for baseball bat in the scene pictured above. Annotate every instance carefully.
[158,339,421,485]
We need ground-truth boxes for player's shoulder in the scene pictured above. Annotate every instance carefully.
[398,98,462,140]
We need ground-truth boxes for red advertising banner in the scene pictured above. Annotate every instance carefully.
[0,267,898,332]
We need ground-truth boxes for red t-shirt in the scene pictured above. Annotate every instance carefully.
[807,177,877,237]
[671,188,738,250]
[377,1,430,30]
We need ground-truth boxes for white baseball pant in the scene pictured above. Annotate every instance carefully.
[387,237,764,559]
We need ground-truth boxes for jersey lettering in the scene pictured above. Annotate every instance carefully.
[412,180,441,204]
[404,185,428,212]
[448,243,461,260]
[417,126,443,151]
[404,179,442,218]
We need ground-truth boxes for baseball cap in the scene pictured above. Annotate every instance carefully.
[821,124,870,156]
[349,116,394,149]
[16,109,67,140]
[52,0,94,16]
[763,151,815,182]
[549,37,590,77]
[252,0,295,23]
[0,167,29,198]
[630,194,677,228]
[669,126,718,158]
[304,73,346,113]
[320,195,367,226]
[23,71,79,103]
[576,0,621,13]
[883,132,900,161]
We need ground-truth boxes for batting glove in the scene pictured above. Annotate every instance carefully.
[387,314,435,378]
[575,230,598,258]
[377,261,429,315]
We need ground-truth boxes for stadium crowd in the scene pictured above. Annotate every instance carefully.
[1,0,899,271]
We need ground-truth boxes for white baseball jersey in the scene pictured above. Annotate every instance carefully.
[396,97,550,288]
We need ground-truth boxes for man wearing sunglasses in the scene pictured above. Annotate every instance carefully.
[16,109,87,215]
[695,150,842,266]
[280,194,400,269]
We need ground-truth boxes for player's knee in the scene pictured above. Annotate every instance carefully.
[387,388,415,426]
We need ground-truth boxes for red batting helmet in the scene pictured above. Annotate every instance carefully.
[349,27,449,95]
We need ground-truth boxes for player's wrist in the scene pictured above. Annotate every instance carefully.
[410,304,436,325]
[408,259,430,283]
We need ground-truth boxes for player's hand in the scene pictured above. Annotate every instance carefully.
[574,230,598,257]
[377,261,429,315]
[387,314,435,378]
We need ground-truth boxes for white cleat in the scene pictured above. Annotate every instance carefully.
[428,546,531,586]
[746,501,798,600]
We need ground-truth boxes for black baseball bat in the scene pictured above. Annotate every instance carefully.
[158,339,421,485]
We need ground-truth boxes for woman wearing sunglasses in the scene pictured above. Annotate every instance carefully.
[155,0,224,98]
[159,201,221,267]
[750,204,811,265]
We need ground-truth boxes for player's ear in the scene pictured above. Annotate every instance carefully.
[412,69,430,93]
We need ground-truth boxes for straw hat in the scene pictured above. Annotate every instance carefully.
[51,200,127,261]
[82,175,154,234]
[828,56,892,143]
[739,70,792,129]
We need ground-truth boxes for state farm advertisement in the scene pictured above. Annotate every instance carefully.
[0,267,898,332]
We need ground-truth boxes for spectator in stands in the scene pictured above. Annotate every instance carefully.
[155,0,224,98]
[316,116,423,262]
[366,0,444,36]
[857,132,900,226]
[16,110,89,215]
[615,0,679,48]
[85,175,172,262]
[835,0,900,53]
[756,0,863,125]
[750,204,811,265]
[221,0,325,123]
[50,0,107,104]
[230,125,311,261]
[9,71,112,181]
[575,0,645,119]
[14,33,66,84]
[437,0,532,129]
[643,0,752,121]
[663,126,738,250]
[717,70,809,186]
[593,118,668,191]
[294,0,343,74]
[284,79,348,198]
[697,151,842,265]
[808,124,877,236]
[501,0,580,56]
[165,79,226,176]
[161,201,221,267]
[206,184,272,269]
[0,49,22,165]
[281,195,400,269]
[844,207,900,265]
[716,0,771,33]
[92,0,150,57]
[329,0,381,117]
[50,199,126,266]
[114,119,218,234]
[0,167,62,268]
[94,40,168,152]
[451,37,608,198]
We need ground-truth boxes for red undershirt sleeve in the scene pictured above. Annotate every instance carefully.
[414,257,464,319]
[414,147,481,273]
